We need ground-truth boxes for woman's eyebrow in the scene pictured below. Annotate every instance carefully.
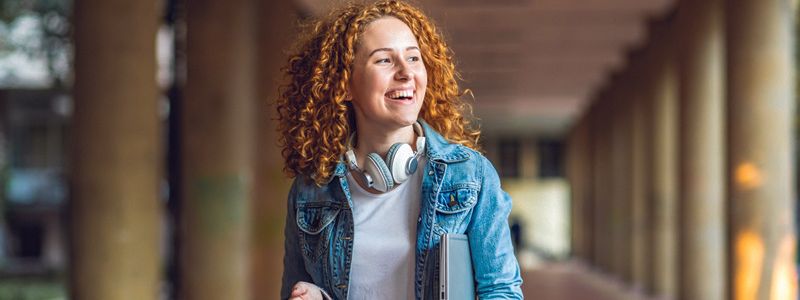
[368,46,420,57]
[368,48,393,57]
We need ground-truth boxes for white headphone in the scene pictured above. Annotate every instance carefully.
[345,122,426,192]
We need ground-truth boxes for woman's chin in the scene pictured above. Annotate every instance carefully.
[396,116,420,127]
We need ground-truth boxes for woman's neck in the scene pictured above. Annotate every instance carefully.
[353,124,416,163]
[347,123,418,194]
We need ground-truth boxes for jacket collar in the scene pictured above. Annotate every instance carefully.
[331,119,471,180]
[418,119,471,163]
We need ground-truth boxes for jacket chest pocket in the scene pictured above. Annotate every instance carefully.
[433,184,478,234]
[296,202,340,261]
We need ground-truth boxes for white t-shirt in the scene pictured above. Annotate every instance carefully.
[345,157,424,300]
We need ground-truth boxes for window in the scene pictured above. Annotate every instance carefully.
[538,139,564,178]
[498,139,520,178]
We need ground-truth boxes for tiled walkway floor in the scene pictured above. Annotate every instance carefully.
[520,261,659,300]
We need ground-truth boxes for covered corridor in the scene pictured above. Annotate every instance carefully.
[0,0,796,299]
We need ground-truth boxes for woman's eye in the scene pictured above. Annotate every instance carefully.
[376,58,391,64]
[408,56,420,62]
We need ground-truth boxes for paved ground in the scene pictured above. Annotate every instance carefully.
[520,260,661,300]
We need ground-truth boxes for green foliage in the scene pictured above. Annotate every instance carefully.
[0,0,69,24]
[0,278,66,300]
[0,0,71,87]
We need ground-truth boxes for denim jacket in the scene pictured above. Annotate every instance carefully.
[281,121,523,299]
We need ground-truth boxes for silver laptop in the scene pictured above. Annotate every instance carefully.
[439,233,475,300]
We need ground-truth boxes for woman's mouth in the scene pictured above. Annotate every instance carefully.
[386,89,414,101]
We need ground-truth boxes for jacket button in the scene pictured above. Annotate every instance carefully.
[449,195,458,207]
[337,284,347,289]
[341,236,352,241]
[428,170,434,175]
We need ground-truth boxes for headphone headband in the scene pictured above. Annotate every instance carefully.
[345,122,426,192]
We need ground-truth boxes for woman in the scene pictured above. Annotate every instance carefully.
[277,1,523,299]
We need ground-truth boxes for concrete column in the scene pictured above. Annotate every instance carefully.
[596,90,616,274]
[610,79,632,281]
[620,75,639,283]
[586,103,597,265]
[251,1,297,298]
[726,0,797,299]
[0,95,8,267]
[648,21,679,299]
[519,138,539,179]
[628,52,652,292]
[581,118,593,262]
[605,96,616,276]
[603,91,617,275]
[591,92,611,272]
[677,0,727,299]
[622,77,636,285]
[604,78,626,279]
[567,116,591,260]
[566,123,578,257]
[71,0,161,298]
[581,119,595,265]
[182,0,256,298]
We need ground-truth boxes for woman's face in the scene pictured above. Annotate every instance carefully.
[349,16,428,131]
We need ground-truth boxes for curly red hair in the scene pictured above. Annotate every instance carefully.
[276,0,481,185]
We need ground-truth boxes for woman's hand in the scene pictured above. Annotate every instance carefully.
[289,281,324,300]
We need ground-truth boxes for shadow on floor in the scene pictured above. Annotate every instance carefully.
[520,256,664,300]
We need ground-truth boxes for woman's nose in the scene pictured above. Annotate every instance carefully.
[395,61,413,81]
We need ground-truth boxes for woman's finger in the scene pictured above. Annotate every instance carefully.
[291,282,309,297]
[290,288,306,297]
[291,281,322,300]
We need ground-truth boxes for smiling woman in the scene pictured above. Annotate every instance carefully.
[276,1,523,299]
[277,0,479,187]
[347,16,428,170]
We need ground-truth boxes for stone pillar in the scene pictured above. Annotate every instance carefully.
[182,0,256,298]
[609,87,621,277]
[71,0,161,298]
[0,94,8,267]
[582,118,593,262]
[567,116,591,260]
[591,92,611,272]
[586,107,595,265]
[628,51,651,292]
[602,91,616,275]
[251,1,297,298]
[677,0,727,299]
[612,76,634,282]
[610,85,624,279]
[519,138,539,179]
[624,77,637,285]
[726,0,797,299]
[581,119,595,265]
[566,123,578,257]
[648,20,679,299]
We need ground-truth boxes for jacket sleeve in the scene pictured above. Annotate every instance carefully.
[280,179,314,299]
[467,156,524,299]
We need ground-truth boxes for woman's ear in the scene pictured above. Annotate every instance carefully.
[344,86,353,101]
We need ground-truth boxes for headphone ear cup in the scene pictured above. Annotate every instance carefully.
[365,152,393,192]
[386,143,414,184]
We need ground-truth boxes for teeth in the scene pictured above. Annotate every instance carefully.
[388,90,413,99]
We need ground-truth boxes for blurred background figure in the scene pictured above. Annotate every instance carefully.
[0,0,796,299]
